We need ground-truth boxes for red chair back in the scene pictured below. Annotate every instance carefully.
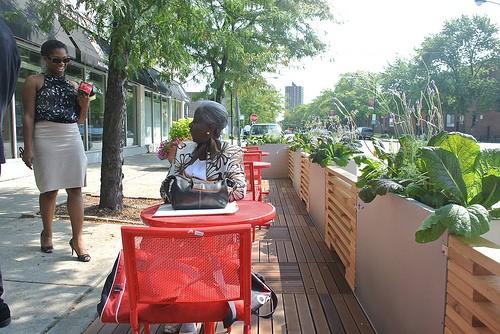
[243,151,262,162]
[245,146,260,151]
[121,225,252,334]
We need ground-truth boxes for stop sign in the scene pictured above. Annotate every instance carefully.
[250,114,258,122]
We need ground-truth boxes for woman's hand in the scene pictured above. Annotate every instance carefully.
[166,142,178,162]
[77,93,90,112]
[22,149,33,169]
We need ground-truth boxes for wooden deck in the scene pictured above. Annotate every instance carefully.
[85,179,374,334]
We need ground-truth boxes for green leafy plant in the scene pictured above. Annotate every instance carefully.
[357,132,500,243]
[247,134,288,145]
[289,133,314,153]
[309,136,362,168]
[169,118,192,141]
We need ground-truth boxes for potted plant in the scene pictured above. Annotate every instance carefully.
[157,118,192,161]
[247,134,291,179]
[354,132,500,334]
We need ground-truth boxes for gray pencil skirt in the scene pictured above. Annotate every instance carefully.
[32,121,87,193]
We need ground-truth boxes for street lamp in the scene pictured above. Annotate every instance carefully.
[475,0,500,5]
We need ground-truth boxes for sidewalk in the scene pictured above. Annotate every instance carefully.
[0,153,168,334]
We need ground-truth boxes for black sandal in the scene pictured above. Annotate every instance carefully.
[40,231,53,253]
[69,238,91,262]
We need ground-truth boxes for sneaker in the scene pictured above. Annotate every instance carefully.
[163,323,181,334]
[0,302,11,328]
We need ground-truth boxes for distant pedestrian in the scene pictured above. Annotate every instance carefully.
[21,39,91,262]
[0,17,21,328]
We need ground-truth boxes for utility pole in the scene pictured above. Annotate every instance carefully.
[230,90,234,145]
[235,84,241,146]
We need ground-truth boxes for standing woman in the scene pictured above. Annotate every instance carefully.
[22,40,91,262]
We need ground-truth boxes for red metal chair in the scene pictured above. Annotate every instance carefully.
[243,161,261,202]
[121,225,252,334]
[244,146,260,151]
[243,151,262,162]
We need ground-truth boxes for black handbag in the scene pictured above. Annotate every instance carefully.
[164,174,229,210]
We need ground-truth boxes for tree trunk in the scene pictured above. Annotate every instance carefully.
[99,18,130,210]
[215,79,225,103]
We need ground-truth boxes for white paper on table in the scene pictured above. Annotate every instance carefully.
[152,201,239,217]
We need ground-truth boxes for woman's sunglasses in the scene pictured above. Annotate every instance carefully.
[47,56,71,64]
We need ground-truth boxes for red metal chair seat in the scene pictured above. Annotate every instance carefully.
[121,225,252,334]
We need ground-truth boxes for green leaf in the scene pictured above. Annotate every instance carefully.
[427,131,448,147]
[431,132,480,196]
[415,214,448,243]
[419,147,467,205]
[471,175,500,209]
[476,149,500,178]
[359,186,377,203]
[448,204,490,240]
[490,208,500,218]
[416,204,490,243]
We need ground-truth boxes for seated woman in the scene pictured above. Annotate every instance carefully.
[159,100,246,334]
[160,100,246,204]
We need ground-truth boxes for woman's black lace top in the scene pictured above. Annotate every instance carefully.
[35,75,79,123]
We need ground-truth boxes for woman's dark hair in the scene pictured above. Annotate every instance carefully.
[195,101,228,138]
[40,40,68,56]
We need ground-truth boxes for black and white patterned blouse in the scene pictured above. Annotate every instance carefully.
[35,75,79,123]
[160,140,247,202]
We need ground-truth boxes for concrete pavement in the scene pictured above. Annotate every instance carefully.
[0,153,168,333]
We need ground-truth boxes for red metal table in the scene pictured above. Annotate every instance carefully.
[241,148,270,157]
[141,200,276,239]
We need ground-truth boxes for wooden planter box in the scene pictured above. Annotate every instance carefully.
[325,167,358,290]
[257,144,289,179]
[356,193,448,334]
[307,162,326,236]
[290,150,303,195]
[299,152,310,210]
[445,221,500,334]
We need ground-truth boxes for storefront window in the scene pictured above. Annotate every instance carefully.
[2,103,12,160]
[14,51,40,156]
[87,71,105,151]
[161,97,169,141]
[126,86,137,146]
[153,94,161,144]
[144,91,153,145]
[172,99,179,122]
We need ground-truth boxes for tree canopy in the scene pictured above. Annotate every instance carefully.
[184,0,333,102]
[285,15,500,132]
[418,15,500,114]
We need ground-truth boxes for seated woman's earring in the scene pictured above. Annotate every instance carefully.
[206,131,210,135]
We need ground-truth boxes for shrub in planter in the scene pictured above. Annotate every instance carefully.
[157,118,192,160]
[357,132,500,243]
[309,136,362,168]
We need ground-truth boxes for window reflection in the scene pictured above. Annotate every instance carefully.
[126,86,137,146]
[144,91,153,145]
[87,71,105,151]
[161,97,169,141]
[153,94,161,144]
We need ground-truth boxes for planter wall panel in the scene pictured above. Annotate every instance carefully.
[299,153,310,210]
[445,235,500,334]
[292,151,302,194]
[356,193,448,334]
[308,163,326,237]
[325,167,358,290]
[288,150,293,180]
[258,144,289,179]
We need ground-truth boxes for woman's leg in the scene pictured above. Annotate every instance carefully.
[39,190,58,247]
[66,187,87,254]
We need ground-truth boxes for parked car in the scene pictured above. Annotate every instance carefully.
[249,123,282,137]
[356,127,374,139]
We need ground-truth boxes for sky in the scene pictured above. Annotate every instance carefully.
[183,0,500,103]
[265,0,500,103]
